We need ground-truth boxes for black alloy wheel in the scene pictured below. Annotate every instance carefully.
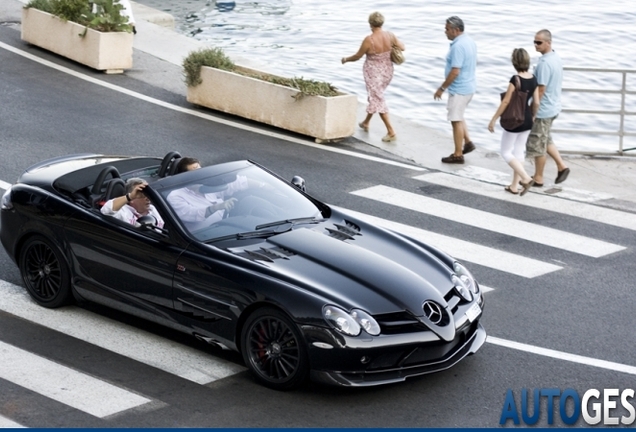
[19,236,72,308]
[241,307,309,390]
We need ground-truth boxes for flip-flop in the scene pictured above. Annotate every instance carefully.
[520,179,535,196]
[555,167,570,184]
[358,122,369,132]
[504,186,519,195]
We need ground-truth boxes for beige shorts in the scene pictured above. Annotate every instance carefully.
[447,94,473,122]
[526,116,557,158]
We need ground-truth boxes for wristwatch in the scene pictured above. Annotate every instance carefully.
[126,193,132,203]
[439,86,446,92]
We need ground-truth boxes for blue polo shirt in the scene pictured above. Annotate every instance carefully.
[535,50,563,118]
[445,33,477,95]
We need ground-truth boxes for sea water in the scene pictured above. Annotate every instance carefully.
[135,0,636,153]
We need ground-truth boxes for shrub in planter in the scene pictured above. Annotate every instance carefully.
[22,0,134,73]
[183,47,358,141]
[24,0,133,34]
[183,47,340,99]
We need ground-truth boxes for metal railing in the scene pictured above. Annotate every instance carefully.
[554,67,636,156]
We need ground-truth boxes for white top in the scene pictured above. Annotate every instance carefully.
[167,175,248,231]
[100,200,164,228]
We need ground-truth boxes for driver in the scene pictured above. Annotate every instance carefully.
[101,178,165,228]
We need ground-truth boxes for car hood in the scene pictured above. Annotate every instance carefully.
[234,215,455,317]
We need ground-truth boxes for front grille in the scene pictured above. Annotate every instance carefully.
[375,311,427,334]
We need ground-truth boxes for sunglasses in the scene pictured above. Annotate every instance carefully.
[533,40,544,45]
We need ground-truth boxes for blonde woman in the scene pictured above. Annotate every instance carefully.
[342,12,404,142]
[488,48,539,196]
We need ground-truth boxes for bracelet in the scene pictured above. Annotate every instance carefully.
[126,193,132,203]
[439,86,446,91]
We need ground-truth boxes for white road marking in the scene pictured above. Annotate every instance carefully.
[0,280,245,385]
[0,340,152,418]
[340,208,562,278]
[450,165,615,202]
[0,414,25,428]
[0,41,425,172]
[351,185,625,258]
[415,172,636,231]
[0,180,11,190]
[487,336,636,376]
[480,285,495,293]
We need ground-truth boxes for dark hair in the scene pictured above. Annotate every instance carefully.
[511,48,530,72]
[446,16,464,32]
[176,157,200,174]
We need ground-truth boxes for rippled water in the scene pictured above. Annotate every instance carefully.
[136,0,636,153]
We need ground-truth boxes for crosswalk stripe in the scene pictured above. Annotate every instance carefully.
[0,340,151,418]
[0,414,25,428]
[0,281,246,385]
[340,208,562,278]
[414,172,636,231]
[351,185,625,258]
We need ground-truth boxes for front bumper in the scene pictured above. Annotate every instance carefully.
[308,321,486,387]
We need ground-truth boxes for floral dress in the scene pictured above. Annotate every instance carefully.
[363,33,394,114]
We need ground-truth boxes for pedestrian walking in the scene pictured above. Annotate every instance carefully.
[488,48,539,196]
[342,11,404,142]
[526,29,570,186]
[434,16,477,164]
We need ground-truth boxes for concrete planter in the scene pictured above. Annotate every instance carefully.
[21,8,133,74]
[186,66,358,142]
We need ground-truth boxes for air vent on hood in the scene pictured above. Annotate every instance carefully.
[232,246,296,263]
[325,220,361,241]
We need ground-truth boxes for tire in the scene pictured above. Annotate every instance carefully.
[19,235,73,308]
[241,307,309,390]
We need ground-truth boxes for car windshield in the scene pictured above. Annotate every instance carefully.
[158,163,323,241]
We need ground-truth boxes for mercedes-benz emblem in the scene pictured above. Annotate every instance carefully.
[422,301,443,325]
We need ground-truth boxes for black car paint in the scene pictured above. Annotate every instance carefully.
[1,154,486,388]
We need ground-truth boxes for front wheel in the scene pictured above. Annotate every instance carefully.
[19,235,73,308]
[241,307,309,390]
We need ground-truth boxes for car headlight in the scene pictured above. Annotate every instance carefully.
[1,187,13,210]
[322,306,381,336]
[453,261,479,299]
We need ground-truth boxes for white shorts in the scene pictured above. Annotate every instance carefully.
[447,94,473,122]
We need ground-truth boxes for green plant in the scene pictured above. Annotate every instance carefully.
[183,47,236,87]
[25,0,133,33]
[183,48,340,98]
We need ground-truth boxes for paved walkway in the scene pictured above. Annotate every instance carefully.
[4,0,636,214]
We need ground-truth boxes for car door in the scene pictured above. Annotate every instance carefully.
[63,207,186,309]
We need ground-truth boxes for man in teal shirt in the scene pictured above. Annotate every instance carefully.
[526,29,570,186]
[434,16,477,164]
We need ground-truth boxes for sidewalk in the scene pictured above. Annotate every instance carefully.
[4,0,636,213]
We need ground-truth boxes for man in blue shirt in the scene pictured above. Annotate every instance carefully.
[526,29,570,185]
[434,16,477,164]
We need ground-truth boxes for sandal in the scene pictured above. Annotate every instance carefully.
[358,122,369,132]
[519,179,535,196]
[382,134,397,142]
[504,186,519,195]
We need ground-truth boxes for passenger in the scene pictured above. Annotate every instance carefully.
[100,178,165,228]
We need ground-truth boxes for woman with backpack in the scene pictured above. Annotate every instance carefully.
[488,48,539,196]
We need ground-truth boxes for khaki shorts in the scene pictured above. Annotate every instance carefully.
[447,94,473,122]
[526,116,557,158]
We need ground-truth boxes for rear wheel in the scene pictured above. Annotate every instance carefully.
[19,236,72,308]
[241,307,309,390]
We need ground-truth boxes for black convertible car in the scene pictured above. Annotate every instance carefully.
[0,152,486,390]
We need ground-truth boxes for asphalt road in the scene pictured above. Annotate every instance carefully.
[0,25,635,428]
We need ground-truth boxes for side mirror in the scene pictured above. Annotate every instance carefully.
[291,176,306,192]
[136,215,157,229]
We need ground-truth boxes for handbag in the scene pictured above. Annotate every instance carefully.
[499,75,527,130]
[389,32,405,65]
